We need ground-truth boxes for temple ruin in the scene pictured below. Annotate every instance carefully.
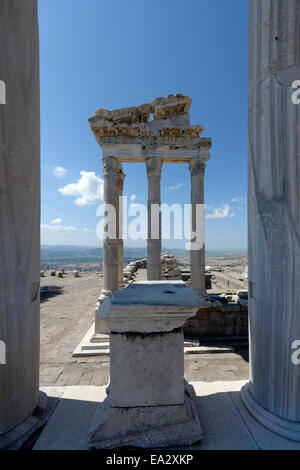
[88,94,211,334]
[0,0,300,451]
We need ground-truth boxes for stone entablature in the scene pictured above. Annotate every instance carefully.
[89,94,211,162]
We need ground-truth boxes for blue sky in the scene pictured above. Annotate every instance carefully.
[39,0,248,250]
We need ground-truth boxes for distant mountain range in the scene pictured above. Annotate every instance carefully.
[41,245,246,267]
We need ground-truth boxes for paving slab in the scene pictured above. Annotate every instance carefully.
[35,386,106,450]
[224,381,300,450]
[34,381,300,450]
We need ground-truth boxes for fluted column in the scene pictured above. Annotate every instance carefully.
[101,156,120,297]
[117,165,125,289]
[241,0,300,441]
[146,158,162,280]
[0,0,40,435]
[189,159,206,295]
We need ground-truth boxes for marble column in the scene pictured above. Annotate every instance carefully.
[189,159,206,295]
[146,158,162,281]
[241,0,300,441]
[0,0,40,434]
[100,157,120,298]
[117,165,125,289]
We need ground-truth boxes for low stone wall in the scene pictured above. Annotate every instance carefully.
[184,302,248,338]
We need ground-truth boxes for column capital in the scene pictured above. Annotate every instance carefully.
[189,159,206,177]
[102,156,119,176]
[146,157,162,178]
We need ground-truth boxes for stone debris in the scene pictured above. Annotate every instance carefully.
[122,253,182,283]
[161,253,182,280]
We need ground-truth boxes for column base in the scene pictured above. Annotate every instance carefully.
[192,287,206,296]
[89,382,202,449]
[147,266,162,281]
[0,391,59,450]
[241,382,300,443]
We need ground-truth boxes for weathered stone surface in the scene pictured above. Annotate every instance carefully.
[0,0,40,435]
[94,103,151,125]
[189,159,206,294]
[89,94,211,159]
[90,282,204,448]
[89,383,202,449]
[98,281,207,333]
[151,94,192,120]
[110,331,184,407]
[0,392,59,450]
[242,0,300,440]
[146,157,162,281]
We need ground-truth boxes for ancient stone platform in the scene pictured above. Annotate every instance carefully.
[34,381,300,450]
[40,272,249,387]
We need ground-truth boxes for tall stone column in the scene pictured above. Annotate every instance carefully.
[146,158,162,281]
[101,156,120,298]
[189,159,206,295]
[117,165,125,289]
[0,0,40,435]
[241,0,300,441]
[95,157,120,335]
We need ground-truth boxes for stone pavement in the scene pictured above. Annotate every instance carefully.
[40,271,249,387]
[34,381,300,450]
[40,272,109,387]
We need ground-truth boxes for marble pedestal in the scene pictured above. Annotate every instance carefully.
[89,281,207,449]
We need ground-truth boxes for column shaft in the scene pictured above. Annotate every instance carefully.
[102,157,120,296]
[118,166,125,289]
[0,0,40,434]
[146,158,162,281]
[242,0,300,440]
[189,160,206,294]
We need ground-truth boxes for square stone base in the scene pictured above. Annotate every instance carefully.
[88,382,202,449]
[110,330,184,407]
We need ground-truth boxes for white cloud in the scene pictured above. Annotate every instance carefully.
[58,171,104,206]
[131,194,136,201]
[206,204,234,219]
[168,184,184,191]
[84,228,95,233]
[53,166,67,178]
[50,218,62,225]
[41,223,78,232]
